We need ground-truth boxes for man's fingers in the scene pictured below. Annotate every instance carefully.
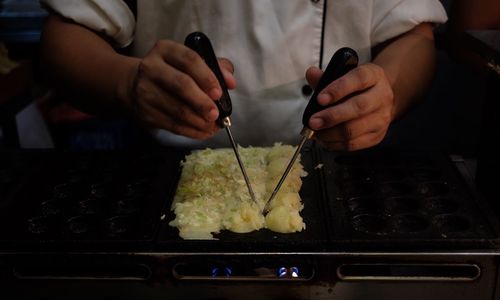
[137,84,219,134]
[218,57,234,73]
[153,40,222,100]
[309,86,383,130]
[316,63,383,106]
[315,112,389,143]
[143,59,219,122]
[218,57,237,89]
[305,66,323,89]
[138,101,217,139]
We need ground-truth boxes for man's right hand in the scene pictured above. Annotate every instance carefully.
[128,40,236,139]
[41,15,236,140]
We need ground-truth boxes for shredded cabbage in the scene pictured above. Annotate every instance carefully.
[169,143,307,239]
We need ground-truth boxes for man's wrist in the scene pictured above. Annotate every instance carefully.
[113,55,141,116]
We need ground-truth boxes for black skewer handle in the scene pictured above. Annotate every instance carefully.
[302,47,359,128]
[184,32,232,127]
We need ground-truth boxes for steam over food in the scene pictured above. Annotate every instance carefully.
[169,144,307,239]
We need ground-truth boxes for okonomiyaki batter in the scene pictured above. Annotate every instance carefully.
[169,144,307,239]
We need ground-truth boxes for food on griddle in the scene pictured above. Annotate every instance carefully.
[169,144,307,239]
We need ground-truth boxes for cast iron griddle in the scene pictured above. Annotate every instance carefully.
[320,146,499,250]
[158,143,500,252]
[0,144,498,252]
[158,142,330,252]
[0,149,185,251]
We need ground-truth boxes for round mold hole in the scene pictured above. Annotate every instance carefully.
[375,168,407,182]
[346,197,381,214]
[105,216,130,237]
[53,183,81,201]
[424,197,459,214]
[89,182,114,199]
[40,199,63,217]
[125,177,152,194]
[27,216,57,234]
[66,169,84,184]
[77,198,100,215]
[66,215,98,235]
[112,198,140,216]
[52,183,71,199]
[92,173,115,186]
[417,182,450,197]
[341,181,375,198]
[433,214,471,234]
[351,214,389,235]
[379,182,413,197]
[411,168,441,181]
[384,196,420,214]
[392,214,428,233]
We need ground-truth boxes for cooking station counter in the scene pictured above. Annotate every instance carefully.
[0,144,499,300]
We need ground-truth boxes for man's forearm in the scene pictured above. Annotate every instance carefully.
[40,14,140,116]
[372,23,437,121]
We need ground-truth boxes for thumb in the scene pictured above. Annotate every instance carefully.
[218,57,237,90]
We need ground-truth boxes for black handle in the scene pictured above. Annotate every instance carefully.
[302,47,359,128]
[184,32,232,127]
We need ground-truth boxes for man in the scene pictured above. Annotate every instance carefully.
[39,0,447,150]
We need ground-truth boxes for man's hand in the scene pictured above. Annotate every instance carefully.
[305,63,394,151]
[305,22,436,151]
[130,40,236,139]
[41,15,237,140]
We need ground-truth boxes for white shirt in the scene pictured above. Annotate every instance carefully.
[41,0,447,148]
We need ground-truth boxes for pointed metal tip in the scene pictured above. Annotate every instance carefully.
[262,128,314,214]
[224,124,257,205]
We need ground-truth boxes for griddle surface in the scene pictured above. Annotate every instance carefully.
[0,145,498,252]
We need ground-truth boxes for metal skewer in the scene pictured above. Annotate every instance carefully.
[264,128,314,213]
[185,32,257,204]
[222,117,257,203]
[264,47,359,214]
